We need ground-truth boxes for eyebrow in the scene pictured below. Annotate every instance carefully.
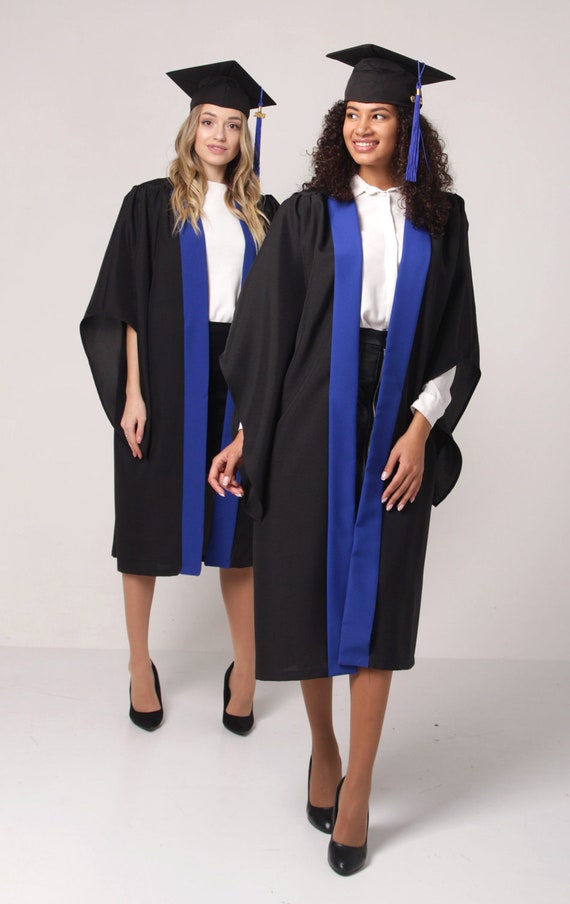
[346,104,392,114]
[201,110,242,122]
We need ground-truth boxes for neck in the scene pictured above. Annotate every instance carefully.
[202,161,227,183]
[357,165,396,191]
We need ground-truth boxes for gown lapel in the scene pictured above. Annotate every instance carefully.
[327,198,431,672]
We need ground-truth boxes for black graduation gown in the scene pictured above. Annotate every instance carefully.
[221,190,480,679]
[80,177,279,576]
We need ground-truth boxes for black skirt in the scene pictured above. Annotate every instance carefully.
[203,323,252,567]
[356,328,387,499]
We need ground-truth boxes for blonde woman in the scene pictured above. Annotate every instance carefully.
[81,61,277,733]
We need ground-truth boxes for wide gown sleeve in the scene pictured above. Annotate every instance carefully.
[420,195,481,503]
[80,184,155,435]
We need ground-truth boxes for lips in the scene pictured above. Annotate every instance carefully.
[353,141,378,151]
[207,145,228,154]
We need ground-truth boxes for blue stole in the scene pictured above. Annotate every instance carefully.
[327,198,431,674]
[179,216,256,575]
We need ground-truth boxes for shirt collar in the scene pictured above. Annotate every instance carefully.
[351,173,401,198]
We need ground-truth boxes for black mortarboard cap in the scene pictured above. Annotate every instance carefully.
[326,44,454,107]
[327,44,454,181]
[166,60,276,118]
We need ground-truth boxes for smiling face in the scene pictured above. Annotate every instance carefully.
[342,101,399,188]
[193,104,244,181]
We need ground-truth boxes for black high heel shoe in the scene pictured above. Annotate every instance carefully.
[327,777,369,876]
[129,661,163,732]
[306,757,334,834]
[222,662,254,735]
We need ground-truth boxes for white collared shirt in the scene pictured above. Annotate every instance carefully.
[202,181,245,323]
[351,174,455,426]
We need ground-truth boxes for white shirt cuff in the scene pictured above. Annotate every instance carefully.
[411,366,456,427]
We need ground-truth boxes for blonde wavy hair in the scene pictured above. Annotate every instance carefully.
[168,105,268,248]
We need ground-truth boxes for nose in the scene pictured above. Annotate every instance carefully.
[356,120,371,135]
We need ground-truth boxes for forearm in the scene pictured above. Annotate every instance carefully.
[125,324,142,397]
[121,325,147,459]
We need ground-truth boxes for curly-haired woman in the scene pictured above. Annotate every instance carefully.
[210,45,480,873]
[81,62,277,733]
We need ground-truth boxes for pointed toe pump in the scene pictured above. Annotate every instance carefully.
[129,661,163,732]
[222,661,254,735]
[327,778,369,876]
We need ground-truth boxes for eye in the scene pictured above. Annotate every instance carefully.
[346,112,358,121]
[373,113,386,120]
[201,119,213,126]
[227,122,241,130]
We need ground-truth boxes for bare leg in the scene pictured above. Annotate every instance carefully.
[332,668,393,846]
[301,678,342,807]
[219,566,255,717]
[123,573,159,712]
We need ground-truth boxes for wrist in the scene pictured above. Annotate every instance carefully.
[126,384,143,400]
[408,410,431,442]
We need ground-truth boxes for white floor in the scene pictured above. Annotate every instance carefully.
[1,650,568,904]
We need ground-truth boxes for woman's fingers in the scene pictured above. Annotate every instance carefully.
[121,420,141,459]
[135,416,146,445]
[381,447,399,483]
[120,398,146,460]
[380,420,428,511]
[382,471,407,510]
[388,477,420,510]
[208,450,244,498]
[209,432,245,497]
[383,469,422,511]
[208,453,229,496]
[381,455,423,511]
[125,428,142,459]
[221,450,244,497]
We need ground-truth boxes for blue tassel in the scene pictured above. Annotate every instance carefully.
[253,87,265,177]
[405,62,425,183]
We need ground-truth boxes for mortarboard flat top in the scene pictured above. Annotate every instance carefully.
[327,44,454,107]
[167,61,275,118]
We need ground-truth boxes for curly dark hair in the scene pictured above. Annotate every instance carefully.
[304,100,453,235]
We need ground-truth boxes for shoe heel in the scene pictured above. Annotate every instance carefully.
[306,756,334,834]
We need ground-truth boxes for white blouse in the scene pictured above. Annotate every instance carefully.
[352,174,455,427]
[202,181,245,323]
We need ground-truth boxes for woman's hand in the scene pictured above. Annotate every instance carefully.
[208,430,245,498]
[122,324,145,459]
[381,411,431,511]
[120,393,146,459]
